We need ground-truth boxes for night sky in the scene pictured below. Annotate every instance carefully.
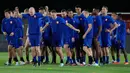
[0,0,129,20]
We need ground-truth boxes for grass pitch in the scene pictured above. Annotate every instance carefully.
[0,52,130,73]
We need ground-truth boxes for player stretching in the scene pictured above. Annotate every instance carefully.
[101,6,118,64]
[21,7,43,66]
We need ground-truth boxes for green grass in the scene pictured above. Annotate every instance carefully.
[0,52,130,73]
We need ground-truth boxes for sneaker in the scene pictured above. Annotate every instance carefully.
[113,62,120,64]
[4,61,11,66]
[76,61,81,66]
[20,61,25,65]
[60,63,64,67]
[124,62,129,65]
[82,62,86,66]
[92,63,99,67]
[15,62,19,66]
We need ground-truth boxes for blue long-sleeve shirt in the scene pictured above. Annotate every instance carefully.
[22,13,43,35]
[1,17,17,35]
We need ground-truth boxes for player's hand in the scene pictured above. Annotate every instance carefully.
[40,28,43,32]
[10,32,14,36]
[3,32,7,36]
[105,29,112,33]
[72,37,75,42]
[76,29,80,33]
[82,34,86,39]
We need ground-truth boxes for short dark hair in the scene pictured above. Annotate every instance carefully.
[61,9,66,12]
[83,9,89,12]
[93,7,100,11]
[102,6,108,10]
[111,12,117,15]
[39,6,44,10]
[4,9,10,13]
[51,9,56,13]
[75,5,81,8]
[67,9,73,12]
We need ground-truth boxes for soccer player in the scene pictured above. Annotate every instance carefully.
[22,8,31,63]
[116,14,129,65]
[39,7,46,16]
[67,9,78,65]
[82,10,93,65]
[21,7,43,66]
[110,12,119,63]
[101,6,118,64]
[74,5,86,65]
[61,9,71,64]
[39,12,51,64]
[13,10,25,65]
[41,10,80,66]
[92,8,103,66]
[2,9,18,66]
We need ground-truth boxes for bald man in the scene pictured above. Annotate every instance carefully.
[21,7,43,66]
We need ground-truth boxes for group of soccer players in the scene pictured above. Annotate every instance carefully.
[1,5,129,67]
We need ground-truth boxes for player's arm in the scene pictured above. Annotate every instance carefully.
[40,17,50,32]
[10,20,17,36]
[83,23,92,39]
[95,16,102,38]
[1,19,7,36]
[109,17,118,33]
[66,22,80,33]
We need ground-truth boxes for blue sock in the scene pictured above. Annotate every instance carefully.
[41,56,44,62]
[117,58,120,62]
[72,58,76,64]
[83,56,86,62]
[67,56,70,62]
[69,58,73,64]
[125,59,128,62]
[95,58,98,64]
[106,56,109,63]
[33,56,37,63]
[103,56,106,63]
[46,56,49,62]
[38,56,41,63]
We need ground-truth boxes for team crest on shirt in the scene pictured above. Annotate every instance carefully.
[118,24,121,26]
[34,15,36,18]
[56,21,59,24]
[105,19,108,21]
[73,20,75,23]
[10,21,12,24]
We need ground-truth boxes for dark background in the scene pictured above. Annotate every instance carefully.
[0,0,129,33]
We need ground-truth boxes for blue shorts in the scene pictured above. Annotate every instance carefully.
[111,38,118,48]
[14,39,23,48]
[6,36,15,46]
[29,35,40,47]
[101,32,111,47]
[69,41,75,49]
[117,38,126,49]
[63,37,70,45]
[83,37,92,48]
[42,37,52,46]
